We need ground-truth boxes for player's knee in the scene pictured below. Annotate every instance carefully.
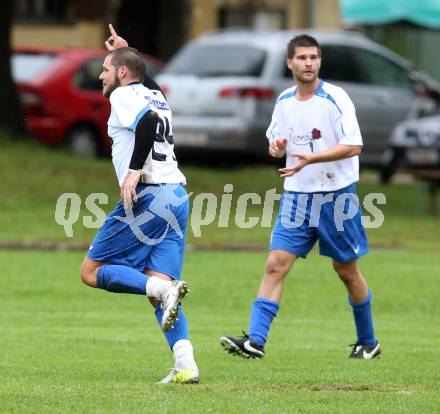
[333,261,356,284]
[80,263,97,287]
[265,256,289,280]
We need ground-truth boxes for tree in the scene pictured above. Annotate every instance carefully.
[0,0,28,137]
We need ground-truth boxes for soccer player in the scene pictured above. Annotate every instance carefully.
[79,26,199,384]
[220,34,380,360]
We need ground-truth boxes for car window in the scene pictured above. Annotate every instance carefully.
[74,57,103,91]
[283,45,363,83]
[164,45,266,77]
[74,57,162,91]
[319,46,363,83]
[12,53,56,82]
[353,49,414,90]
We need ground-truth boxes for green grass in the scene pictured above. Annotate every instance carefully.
[1,139,440,411]
[1,250,440,413]
[0,139,439,249]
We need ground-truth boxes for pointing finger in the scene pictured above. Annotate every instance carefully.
[109,24,117,37]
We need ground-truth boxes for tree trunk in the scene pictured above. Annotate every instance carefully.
[0,0,28,137]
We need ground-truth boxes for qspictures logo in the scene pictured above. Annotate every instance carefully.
[113,185,189,245]
[54,185,386,244]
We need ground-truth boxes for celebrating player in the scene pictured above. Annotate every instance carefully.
[79,25,199,384]
[220,34,380,360]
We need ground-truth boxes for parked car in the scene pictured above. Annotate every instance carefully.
[156,29,440,167]
[381,111,440,182]
[12,47,163,156]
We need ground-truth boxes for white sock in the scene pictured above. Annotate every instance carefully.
[173,339,196,370]
[145,277,172,298]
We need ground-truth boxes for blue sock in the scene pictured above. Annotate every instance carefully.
[96,264,149,295]
[155,304,189,349]
[349,289,377,346]
[248,297,280,347]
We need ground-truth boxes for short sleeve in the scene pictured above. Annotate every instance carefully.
[266,104,281,142]
[334,89,363,146]
[109,87,151,131]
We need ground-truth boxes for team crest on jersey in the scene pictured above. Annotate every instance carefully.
[288,127,322,152]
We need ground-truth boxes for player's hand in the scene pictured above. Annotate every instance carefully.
[269,138,288,158]
[278,152,312,177]
[120,170,140,209]
[105,24,128,51]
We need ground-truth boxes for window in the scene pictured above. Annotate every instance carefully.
[74,57,163,91]
[285,44,414,90]
[219,7,286,30]
[283,45,364,83]
[319,46,363,83]
[165,45,266,77]
[74,58,103,91]
[15,0,67,23]
[11,53,56,82]
[353,49,414,90]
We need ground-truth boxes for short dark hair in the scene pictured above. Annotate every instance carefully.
[108,47,145,82]
[287,34,321,59]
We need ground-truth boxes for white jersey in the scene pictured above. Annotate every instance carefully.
[108,83,186,186]
[266,80,363,193]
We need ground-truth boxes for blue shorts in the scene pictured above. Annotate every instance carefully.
[87,183,189,279]
[270,184,368,263]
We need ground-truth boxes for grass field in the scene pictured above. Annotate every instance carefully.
[1,139,440,412]
[1,250,439,413]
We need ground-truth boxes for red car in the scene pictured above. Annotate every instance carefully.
[12,47,164,156]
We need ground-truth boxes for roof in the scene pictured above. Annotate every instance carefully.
[342,0,440,28]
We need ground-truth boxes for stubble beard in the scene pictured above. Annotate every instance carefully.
[103,74,121,98]
[295,71,318,85]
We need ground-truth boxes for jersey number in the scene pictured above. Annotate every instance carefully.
[152,116,174,161]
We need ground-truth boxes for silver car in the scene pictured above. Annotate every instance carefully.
[156,29,438,167]
[381,112,440,182]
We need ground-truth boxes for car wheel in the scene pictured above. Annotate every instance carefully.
[380,148,405,184]
[66,126,99,157]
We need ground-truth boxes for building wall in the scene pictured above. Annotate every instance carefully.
[12,0,341,51]
[190,0,341,39]
[12,21,104,48]
[313,0,341,29]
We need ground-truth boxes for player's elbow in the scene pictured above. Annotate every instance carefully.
[350,146,362,157]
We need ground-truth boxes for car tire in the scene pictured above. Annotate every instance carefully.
[380,148,405,184]
[66,126,99,157]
